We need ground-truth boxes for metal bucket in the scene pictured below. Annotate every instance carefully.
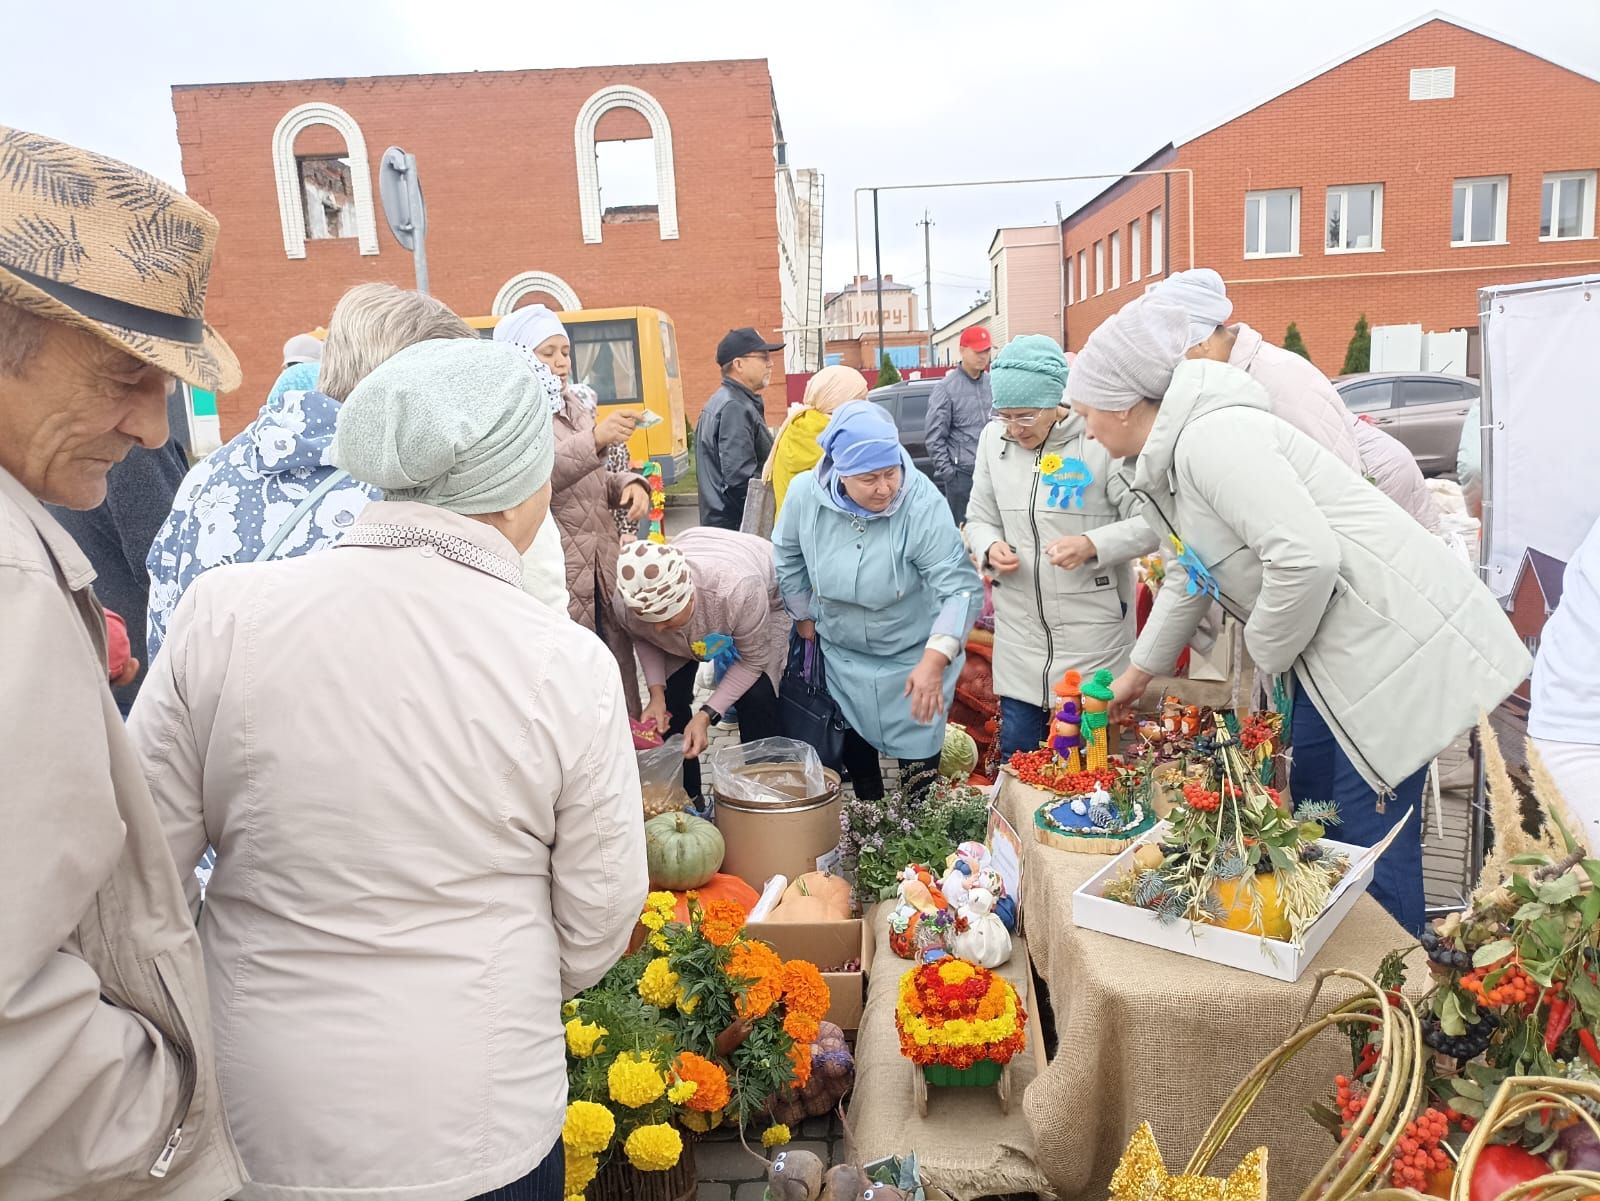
[712,763,842,890]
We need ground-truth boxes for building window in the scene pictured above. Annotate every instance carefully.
[594,137,661,225]
[1326,184,1383,253]
[1453,176,1508,245]
[1149,209,1163,275]
[270,101,380,259]
[1245,189,1300,258]
[1094,241,1105,295]
[1541,171,1596,241]
[491,271,584,316]
[574,85,679,243]
[297,156,356,240]
[1109,230,1122,289]
[1409,67,1456,100]
[1130,218,1142,282]
[1077,250,1087,300]
[1066,258,1074,306]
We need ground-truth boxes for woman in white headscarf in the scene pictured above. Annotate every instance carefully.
[497,305,651,713]
[130,339,648,1201]
[1067,295,1529,934]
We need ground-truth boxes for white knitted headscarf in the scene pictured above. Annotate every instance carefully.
[616,540,694,622]
[1069,296,1192,412]
[494,305,570,414]
[1145,268,1234,349]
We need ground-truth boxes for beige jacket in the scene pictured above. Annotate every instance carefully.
[128,502,648,1201]
[0,467,245,1201]
[1131,362,1529,792]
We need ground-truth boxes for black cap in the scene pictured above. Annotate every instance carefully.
[716,326,785,367]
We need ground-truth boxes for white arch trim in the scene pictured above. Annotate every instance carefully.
[574,84,679,244]
[491,271,584,316]
[272,101,380,259]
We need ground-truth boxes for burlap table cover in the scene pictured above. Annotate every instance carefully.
[997,773,1408,1200]
[847,904,1054,1200]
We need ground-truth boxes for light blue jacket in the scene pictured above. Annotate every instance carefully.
[772,451,983,759]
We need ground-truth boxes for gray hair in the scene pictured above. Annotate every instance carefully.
[0,302,50,378]
[317,284,476,401]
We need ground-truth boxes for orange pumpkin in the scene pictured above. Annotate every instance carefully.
[769,872,852,922]
[626,873,761,953]
[1212,875,1291,941]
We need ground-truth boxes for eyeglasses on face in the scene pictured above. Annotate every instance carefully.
[995,412,1047,428]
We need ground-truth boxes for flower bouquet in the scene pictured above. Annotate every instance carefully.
[896,958,1026,1113]
[1100,717,1347,947]
[1308,721,1600,1198]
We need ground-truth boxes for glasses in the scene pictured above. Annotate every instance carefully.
[995,412,1048,428]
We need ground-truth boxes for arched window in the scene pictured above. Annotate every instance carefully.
[491,271,584,315]
[574,85,679,244]
[272,102,379,259]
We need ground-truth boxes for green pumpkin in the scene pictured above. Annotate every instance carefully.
[645,811,724,890]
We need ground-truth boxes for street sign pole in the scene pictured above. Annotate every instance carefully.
[378,147,429,294]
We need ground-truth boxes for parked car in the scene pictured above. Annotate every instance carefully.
[1333,372,1480,476]
[868,381,936,477]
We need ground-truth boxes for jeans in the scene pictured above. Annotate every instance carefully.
[468,1139,563,1201]
[999,696,1051,760]
[663,662,782,798]
[1290,690,1427,935]
[939,471,974,526]
[841,725,940,803]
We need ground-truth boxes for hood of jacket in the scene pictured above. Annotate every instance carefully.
[240,364,345,479]
[1134,360,1272,493]
[817,444,918,520]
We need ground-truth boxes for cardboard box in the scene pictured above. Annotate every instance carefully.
[1070,823,1383,982]
[746,918,873,1032]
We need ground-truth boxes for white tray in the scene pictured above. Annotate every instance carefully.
[1069,815,1406,982]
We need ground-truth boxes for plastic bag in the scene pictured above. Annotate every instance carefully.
[637,735,690,818]
[706,737,826,803]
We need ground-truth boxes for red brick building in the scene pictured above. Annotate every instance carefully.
[172,60,814,434]
[1062,16,1600,379]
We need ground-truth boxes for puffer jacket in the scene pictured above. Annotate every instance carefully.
[1352,418,1440,532]
[1227,323,1361,470]
[1131,360,1530,792]
[0,467,245,1201]
[964,413,1157,708]
[548,390,645,626]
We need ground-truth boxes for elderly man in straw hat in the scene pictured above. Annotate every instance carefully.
[0,126,246,1200]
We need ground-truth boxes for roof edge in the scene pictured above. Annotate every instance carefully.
[172,57,772,93]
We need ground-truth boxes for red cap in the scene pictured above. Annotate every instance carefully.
[959,326,993,351]
[104,609,132,680]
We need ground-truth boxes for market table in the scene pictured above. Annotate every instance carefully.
[996,772,1409,1200]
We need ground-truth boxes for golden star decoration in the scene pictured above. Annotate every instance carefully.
[1108,1123,1267,1201]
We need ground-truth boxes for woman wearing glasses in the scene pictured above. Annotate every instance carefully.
[964,335,1158,759]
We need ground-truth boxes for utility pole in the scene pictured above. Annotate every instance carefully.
[917,210,934,366]
[872,188,885,373]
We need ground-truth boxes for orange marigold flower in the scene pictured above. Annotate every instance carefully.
[699,900,747,947]
[783,1011,821,1044]
[788,1040,813,1089]
[779,960,831,1021]
[672,1052,731,1113]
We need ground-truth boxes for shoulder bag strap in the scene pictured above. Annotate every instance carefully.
[249,470,352,563]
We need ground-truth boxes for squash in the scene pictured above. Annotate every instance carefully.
[1213,875,1291,941]
[770,872,852,922]
[645,811,723,890]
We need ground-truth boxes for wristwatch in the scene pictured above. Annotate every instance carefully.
[698,704,722,725]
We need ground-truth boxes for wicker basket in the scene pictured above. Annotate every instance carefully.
[589,1139,697,1201]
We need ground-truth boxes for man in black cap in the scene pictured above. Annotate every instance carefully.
[695,326,783,530]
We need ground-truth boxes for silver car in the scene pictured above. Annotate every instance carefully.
[1333,372,1480,476]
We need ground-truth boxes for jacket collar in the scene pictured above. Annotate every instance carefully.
[348,501,524,569]
[0,464,97,592]
[1226,323,1265,374]
[1132,359,1272,494]
[719,377,763,406]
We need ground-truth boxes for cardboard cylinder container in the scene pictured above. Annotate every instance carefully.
[712,763,842,890]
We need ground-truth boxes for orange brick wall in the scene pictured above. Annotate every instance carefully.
[174,60,788,435]
[1063,21,1600,377]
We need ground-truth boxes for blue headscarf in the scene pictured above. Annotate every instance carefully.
[816,400,910,520]
[267,361,320,408]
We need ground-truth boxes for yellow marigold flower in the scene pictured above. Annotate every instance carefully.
[1039,452,1064,475]
[564,1018,607,1058]
[607,1051,666,1108]
[637,957,681,1008]
[667,1079,698,1105]
[561,1000,579,1019]
[565,1148,598,1194]
[761,1124,791,1148]
[650,932,671,953]
[640,909,667,932]
[937,960,976,986]
[561,1100,615,1155]
[645,891,677,914]
[675,984,699,1013]
[624,1123,683,1171]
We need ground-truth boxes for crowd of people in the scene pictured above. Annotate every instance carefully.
[0,122,1549,1201]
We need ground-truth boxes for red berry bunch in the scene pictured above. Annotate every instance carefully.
[1008,749,1116,795]
[1182,781,1221,812]
[1387,1107,1452,1190]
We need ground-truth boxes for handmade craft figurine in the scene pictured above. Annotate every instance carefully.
[947,886,1012,969]
[937,842,994,910]
[888,864,953,960]
[1168,534,1222,602]
[1080,669,1115,773]
[1181,704,1202,737]
[1161,695,1184,736]
[1048,670,1084,771]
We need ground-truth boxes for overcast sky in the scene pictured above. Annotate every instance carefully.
[5,0,1596,331]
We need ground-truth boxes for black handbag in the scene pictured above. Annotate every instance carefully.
[778,631,849,771]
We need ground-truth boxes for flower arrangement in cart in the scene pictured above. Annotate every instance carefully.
[1101,716,1348,945]
[1309,723,1600,1199]
[560,892,839,1195]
